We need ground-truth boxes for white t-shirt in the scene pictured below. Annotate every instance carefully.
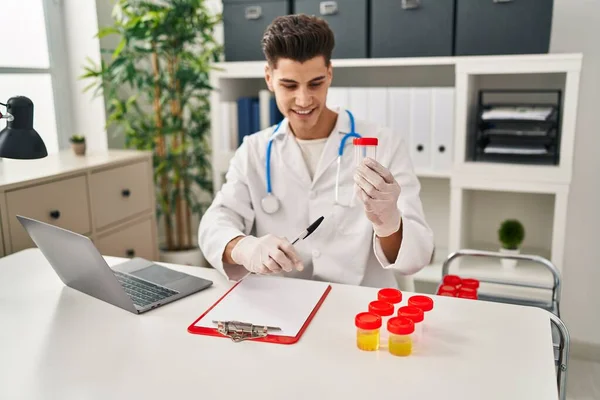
[294,137,328,180]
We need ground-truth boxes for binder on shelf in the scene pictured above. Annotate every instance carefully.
[326,87,350,110]
[220,101,238,152]
[348,88,369,122]
[188,275,331,344]
[410,88,433,170]
[367,88,389,127]
[269,97,284,125]
[388,87,411,140]
[431,87,454,171]
[236,97,256,146]
[237,94,284,147]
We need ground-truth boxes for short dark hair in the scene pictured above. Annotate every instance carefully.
[261,14,335,67]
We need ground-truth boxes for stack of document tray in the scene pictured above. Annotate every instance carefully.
[473,89,562,166]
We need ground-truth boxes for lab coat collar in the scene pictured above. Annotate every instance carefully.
[272,107,353,187]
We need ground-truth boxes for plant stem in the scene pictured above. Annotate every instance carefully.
[169,52,185,250]
[152,44,173,251]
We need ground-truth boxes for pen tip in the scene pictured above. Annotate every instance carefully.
[307,216,324,234]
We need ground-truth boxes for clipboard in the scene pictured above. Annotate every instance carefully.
[187,275,331,344]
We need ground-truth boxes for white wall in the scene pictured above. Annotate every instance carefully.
[61,0,108,153]
[549,0,600,349]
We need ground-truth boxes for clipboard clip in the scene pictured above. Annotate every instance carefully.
[214,320,281,343]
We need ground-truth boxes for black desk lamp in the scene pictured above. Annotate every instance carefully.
[0,96,47,159]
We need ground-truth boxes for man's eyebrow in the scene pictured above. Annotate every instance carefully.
[279,76,326,83]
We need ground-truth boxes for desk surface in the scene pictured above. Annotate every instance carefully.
[0,249,558,400]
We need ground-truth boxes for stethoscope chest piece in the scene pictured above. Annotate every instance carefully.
[261,193,280,214]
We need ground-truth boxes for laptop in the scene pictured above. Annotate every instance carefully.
[17,215,213,314]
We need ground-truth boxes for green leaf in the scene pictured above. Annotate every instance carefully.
[113,38,127,58]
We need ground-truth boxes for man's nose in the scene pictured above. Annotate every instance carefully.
[295,88,311,108]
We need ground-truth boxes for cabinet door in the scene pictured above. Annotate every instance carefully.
[90,161,153,230]
[371,0,454,58]
[6,176,91,253]
[455,0,553,55]
[223,1,290,61]
[294,0,368,59]
[95,217,156,261]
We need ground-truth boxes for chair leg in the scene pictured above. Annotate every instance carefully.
[549,312,570,400]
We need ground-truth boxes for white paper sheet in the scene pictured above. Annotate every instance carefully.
[195,275,330,337]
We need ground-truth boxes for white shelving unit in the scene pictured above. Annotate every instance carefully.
[208,53,582,294]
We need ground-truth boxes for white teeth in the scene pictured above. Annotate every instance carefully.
[295,109,312,115]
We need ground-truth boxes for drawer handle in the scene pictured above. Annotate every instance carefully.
[244,6,262,20]
[493,0,514,3]
[126,249,135,257]
[49,210,60,219]
[417,144,424,152]
[439,145,446,153]
[121,189,131,198]
[320,1,338,15]
[401,0,421,10]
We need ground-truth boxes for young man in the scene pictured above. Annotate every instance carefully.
[198,14,433,289]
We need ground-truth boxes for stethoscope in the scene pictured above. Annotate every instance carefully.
[261,109,361,214]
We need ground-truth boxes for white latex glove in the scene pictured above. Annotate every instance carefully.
[353,157,402,237]
[231,234,304,274]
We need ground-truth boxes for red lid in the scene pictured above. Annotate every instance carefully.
[408,295,434,312]
[458,291,478,300]
[378,288,402,304]
[355,312,382,330]
[461,278,480,289]
[458,287,477,295]
[368,300,394,317]
[439,292,456,297]
[397,306,424,323]
[437,284,457,294]
[443,274,462,287]
[387,317,414,335]
[353,137,378,146]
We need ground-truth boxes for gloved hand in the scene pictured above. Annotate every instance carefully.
[231,234,304,274]
[353,157,402,237]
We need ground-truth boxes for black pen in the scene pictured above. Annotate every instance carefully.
[291,216,324,245]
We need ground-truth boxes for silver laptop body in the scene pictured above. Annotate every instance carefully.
[17,215,213,314]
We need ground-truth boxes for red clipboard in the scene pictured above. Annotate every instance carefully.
[187,278,332,345]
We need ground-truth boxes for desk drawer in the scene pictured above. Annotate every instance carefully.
[6,175,91,252]
[95,217,155,260]
[90,161,152,229]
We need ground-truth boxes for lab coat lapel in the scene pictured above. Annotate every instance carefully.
[312,109,352,185]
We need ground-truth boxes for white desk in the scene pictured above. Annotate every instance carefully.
[0,249,558,400]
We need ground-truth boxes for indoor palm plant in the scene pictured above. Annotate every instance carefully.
[82,0,222,266]
[498,219,525,269]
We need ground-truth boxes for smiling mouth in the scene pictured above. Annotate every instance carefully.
[293,108,315,116]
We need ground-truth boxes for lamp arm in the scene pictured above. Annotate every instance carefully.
[0,101,14,121]
[0,112,14,122]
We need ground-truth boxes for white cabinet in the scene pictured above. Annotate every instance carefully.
[0,149,159,261]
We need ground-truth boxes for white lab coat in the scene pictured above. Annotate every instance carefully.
[198,107,434,290]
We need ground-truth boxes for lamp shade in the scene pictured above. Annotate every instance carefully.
[0,96,47,159]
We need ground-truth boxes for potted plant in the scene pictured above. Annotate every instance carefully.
[69,134,86,156]
[498,219,525,269]
[81,0,222,267]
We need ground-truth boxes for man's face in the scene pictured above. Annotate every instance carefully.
[265,56,332,131]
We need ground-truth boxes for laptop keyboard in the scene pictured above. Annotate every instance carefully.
[113,271,179,308]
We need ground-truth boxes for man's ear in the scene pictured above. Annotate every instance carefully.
[264,64,274,92]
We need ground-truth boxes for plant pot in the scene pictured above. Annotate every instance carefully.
[159,246,208,268]
[499,247,520,270]
[71,142,86,156]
